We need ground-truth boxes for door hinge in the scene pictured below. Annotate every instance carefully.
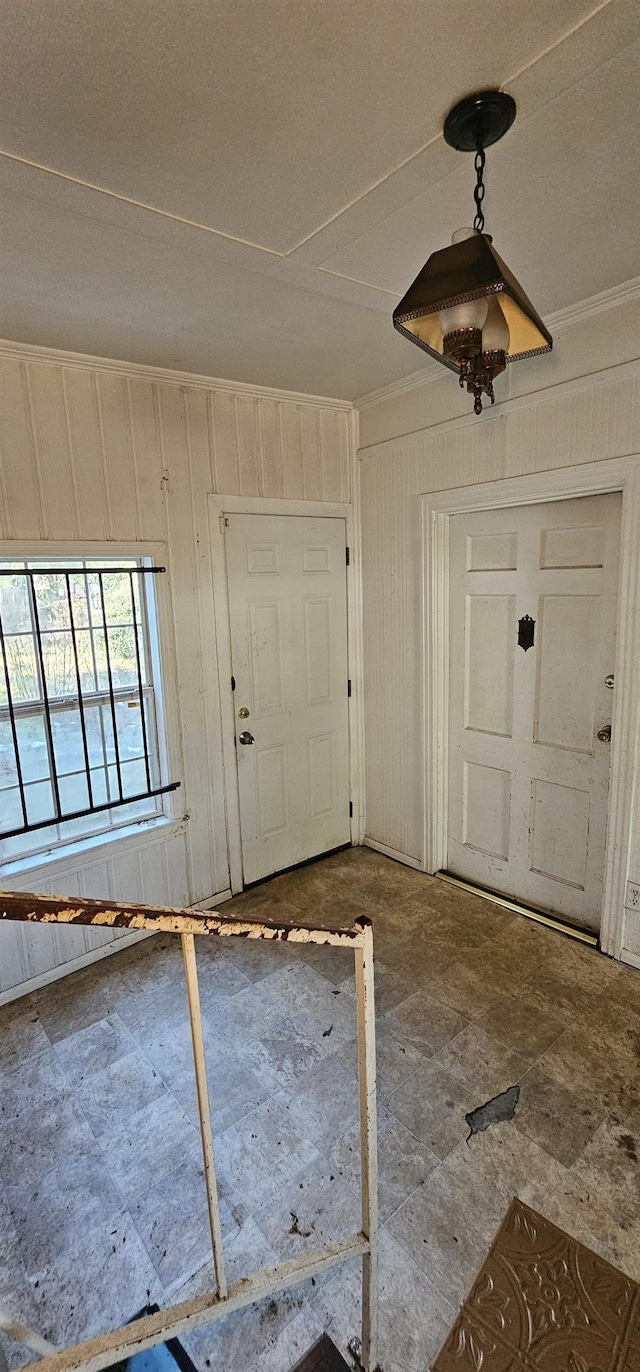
[349,801,353,818]
[231,675,236,691]
[345,546,350,565]
[219,513,230,533]
[347,679,352,697]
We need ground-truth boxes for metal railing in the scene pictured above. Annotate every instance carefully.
[0,890,379,1372]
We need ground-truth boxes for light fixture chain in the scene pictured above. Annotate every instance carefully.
[473,147,486,233]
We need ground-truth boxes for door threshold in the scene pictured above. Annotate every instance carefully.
[243,843,351,890]
[436,872,599,947]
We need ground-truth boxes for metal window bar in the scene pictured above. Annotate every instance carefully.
[0,891,379,1372]
[0,565,179,841]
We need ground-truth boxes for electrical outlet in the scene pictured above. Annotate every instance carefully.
[625,882,640,910]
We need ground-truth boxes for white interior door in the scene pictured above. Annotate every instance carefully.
[226,514,350,884]
[447,493,621,931]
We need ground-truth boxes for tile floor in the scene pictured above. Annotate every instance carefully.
[1,847,639,1372]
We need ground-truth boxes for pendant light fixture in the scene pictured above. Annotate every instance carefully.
[393,91,552,414]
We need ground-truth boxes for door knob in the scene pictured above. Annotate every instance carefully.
[604,674,615,690]
[597,723,612,742]
[238,730,255,745]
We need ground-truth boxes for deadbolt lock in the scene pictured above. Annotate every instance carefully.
[597,723,612,743]
[238,707,250,719]
[604,674,615,690]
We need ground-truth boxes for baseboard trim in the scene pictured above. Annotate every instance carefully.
[621,948,640,971]
[363,838,422,870]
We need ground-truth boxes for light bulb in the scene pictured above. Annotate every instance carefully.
[439,296,488,338]
[482,295,510,353]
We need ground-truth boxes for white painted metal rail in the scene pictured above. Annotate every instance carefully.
[0,890,379,1372]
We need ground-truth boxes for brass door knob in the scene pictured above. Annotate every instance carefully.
[238,706,250,719]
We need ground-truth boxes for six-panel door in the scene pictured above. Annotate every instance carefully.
[225,514,350,884]
[447,493,621,931]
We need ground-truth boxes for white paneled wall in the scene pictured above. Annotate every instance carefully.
[358,299,640,956]
[0,349,351,997]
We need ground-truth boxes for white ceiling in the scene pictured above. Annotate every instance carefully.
[1,0,638,399]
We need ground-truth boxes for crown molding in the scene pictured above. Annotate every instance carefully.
[355,275,640,410]
[0,339,353,412]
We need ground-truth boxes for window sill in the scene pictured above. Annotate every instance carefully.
[0,812,186,882]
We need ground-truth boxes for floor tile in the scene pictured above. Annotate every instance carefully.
[254,1154,361,1264]
[539,1021,636,1111]
[478,989,567,1058]
[35,970,112,1043]
[273,1057,359,1149]
[433,1022,531,1100]
[514,1062,607,1167]
[0,1044,68,1124]
[75,1048,165,1139]
[382,988,469,1056]
[4,1144,122,1276]
[254,1305,326,1372]
[0,1001,50,1076]
[569,1112,640,1224]
[215,1098,319,1210]
[130,1152,249,1291]
[238,1017,324,1095]
[332,1019,428,1098]
[327,1103,439,1220]
[98,1090,201,1202]
[53,1013,138,1089]
[27,1208,161,1346]
[385,1060,472,1160]
[0,1257,47,1370]
[0,1091,97,1191]
[385,1159,498,1308]
[142,1015,228,1105]
[286,943,356,986]
[175,1048,269,1135]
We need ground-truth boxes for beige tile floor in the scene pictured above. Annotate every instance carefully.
[1,847,639,1372]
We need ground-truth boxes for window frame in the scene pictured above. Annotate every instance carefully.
[0,540,181,874]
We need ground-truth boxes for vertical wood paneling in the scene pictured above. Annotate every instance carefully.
[209,390,240,493]
[0,355,352,996]
[96,374,140,540]
[279,404,305,499]
[62,370,111,539]
[235,395,261,495]
[0,361,43,538]
[27,366,79,538]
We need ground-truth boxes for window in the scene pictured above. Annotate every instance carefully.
[0,557,179,864]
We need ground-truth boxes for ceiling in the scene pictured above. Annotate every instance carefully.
[1,0,638,399]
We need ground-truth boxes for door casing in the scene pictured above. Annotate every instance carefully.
[421,454,640,962]
[208,494,365,895]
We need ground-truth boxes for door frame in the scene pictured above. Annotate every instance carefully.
[421,454,640,961]
[208,494,364,894]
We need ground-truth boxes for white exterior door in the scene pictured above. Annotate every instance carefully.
[226,514,351,885]
[447,493,621,931]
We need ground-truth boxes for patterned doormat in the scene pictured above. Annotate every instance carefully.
[431,1197,639,1370]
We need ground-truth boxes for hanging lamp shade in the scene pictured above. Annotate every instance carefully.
[393,231,552,372]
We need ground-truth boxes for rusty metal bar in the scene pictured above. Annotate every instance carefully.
[0,890,365,946]
[181,933,227,1298]
[355,917,379,1370]
[4,895,377,1372]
